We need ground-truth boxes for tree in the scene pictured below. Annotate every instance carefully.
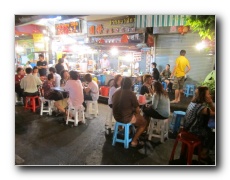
[185,15,215,41]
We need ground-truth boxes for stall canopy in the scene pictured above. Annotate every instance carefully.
[135,15,189,28]
[15,24,45,35]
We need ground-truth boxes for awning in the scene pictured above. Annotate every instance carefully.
[135,15,189,28]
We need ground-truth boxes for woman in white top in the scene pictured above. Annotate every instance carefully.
[64,71,84,109]
[108,74,122,108]
[83,74,99,101]
[143,81,170,123]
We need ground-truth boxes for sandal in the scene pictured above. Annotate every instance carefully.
[130,140,145,148]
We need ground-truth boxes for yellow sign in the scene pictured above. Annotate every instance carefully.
[32,33,45,51]
[32,33,44,42]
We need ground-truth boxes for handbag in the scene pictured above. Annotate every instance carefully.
[46,90,65,101]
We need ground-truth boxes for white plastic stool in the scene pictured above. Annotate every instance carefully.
[66,105,85,126]
[39,97,54,116]
[148,118,169,143]
[85,101,99,118]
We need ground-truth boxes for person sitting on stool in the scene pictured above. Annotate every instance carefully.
[20,67,42,106]
[160,64,172,92]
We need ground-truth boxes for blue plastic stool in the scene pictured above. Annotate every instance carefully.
[162,82,167,90]
[184,84,195,97]
[170,111,186,133]
[112,122,135,149]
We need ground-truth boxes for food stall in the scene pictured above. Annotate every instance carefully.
[84,16,154,100]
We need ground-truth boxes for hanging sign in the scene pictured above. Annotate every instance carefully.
[55,21,81,35]
[32,33,45,51]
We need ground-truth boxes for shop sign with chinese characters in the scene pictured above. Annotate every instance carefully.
[88,16,136,36]
[55,21,81,35]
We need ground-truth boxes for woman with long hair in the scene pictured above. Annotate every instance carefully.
[143,81,170,122]
[108,74,122,108]
[184,86,215,163]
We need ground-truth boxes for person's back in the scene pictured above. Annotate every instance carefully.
[112,88,139,123]
[64,71,83,108]
[20,69,42,93]
[112,77,147,147]
[55,58,64,75]
[65,79,84,107]
[175,55,189,77]
[152,93,170,118]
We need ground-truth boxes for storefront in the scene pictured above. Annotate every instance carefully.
[135,15,215,84]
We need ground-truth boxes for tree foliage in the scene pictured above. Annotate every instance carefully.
[185,15,215,41]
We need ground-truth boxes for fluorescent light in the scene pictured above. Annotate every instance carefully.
[196,41,206,50]
[110,47,118,55]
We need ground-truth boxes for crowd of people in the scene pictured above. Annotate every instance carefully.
[15,50,215,164]
[15,53,99,119]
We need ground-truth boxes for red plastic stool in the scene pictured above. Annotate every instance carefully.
[24,96,40,112]
[169,130,202,165]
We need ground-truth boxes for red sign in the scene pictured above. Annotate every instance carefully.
[55,21,81,35]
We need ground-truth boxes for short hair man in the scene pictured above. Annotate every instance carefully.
[20,67,42,105]
[170,50,191,103]
[151,62,160,81]
[37,54,48,77]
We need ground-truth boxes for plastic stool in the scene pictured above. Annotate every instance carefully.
[161,82,167,90]
[85,101,98,118]
[112,122,135,149]
[184,84,195,97]
[169,130,202,165]
[24,96,40,112]
[66,105,85,126]
[148,118,169,143]
[170,111,186,133]
[39,97,54,116]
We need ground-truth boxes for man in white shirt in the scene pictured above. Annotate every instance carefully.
[62,54,70,70]
[100,54,110,70]
[20,67,42,105]
[49,67,61,87]
[64,71,84,109]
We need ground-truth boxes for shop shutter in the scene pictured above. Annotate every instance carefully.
[155,33,215,85]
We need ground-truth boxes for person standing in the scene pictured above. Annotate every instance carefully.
[55,58,65,75]
[151,62,160,81]
[36,54,48,77]
[100,54,110,70]
[170,50,191,103]
[62,54,70,71]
